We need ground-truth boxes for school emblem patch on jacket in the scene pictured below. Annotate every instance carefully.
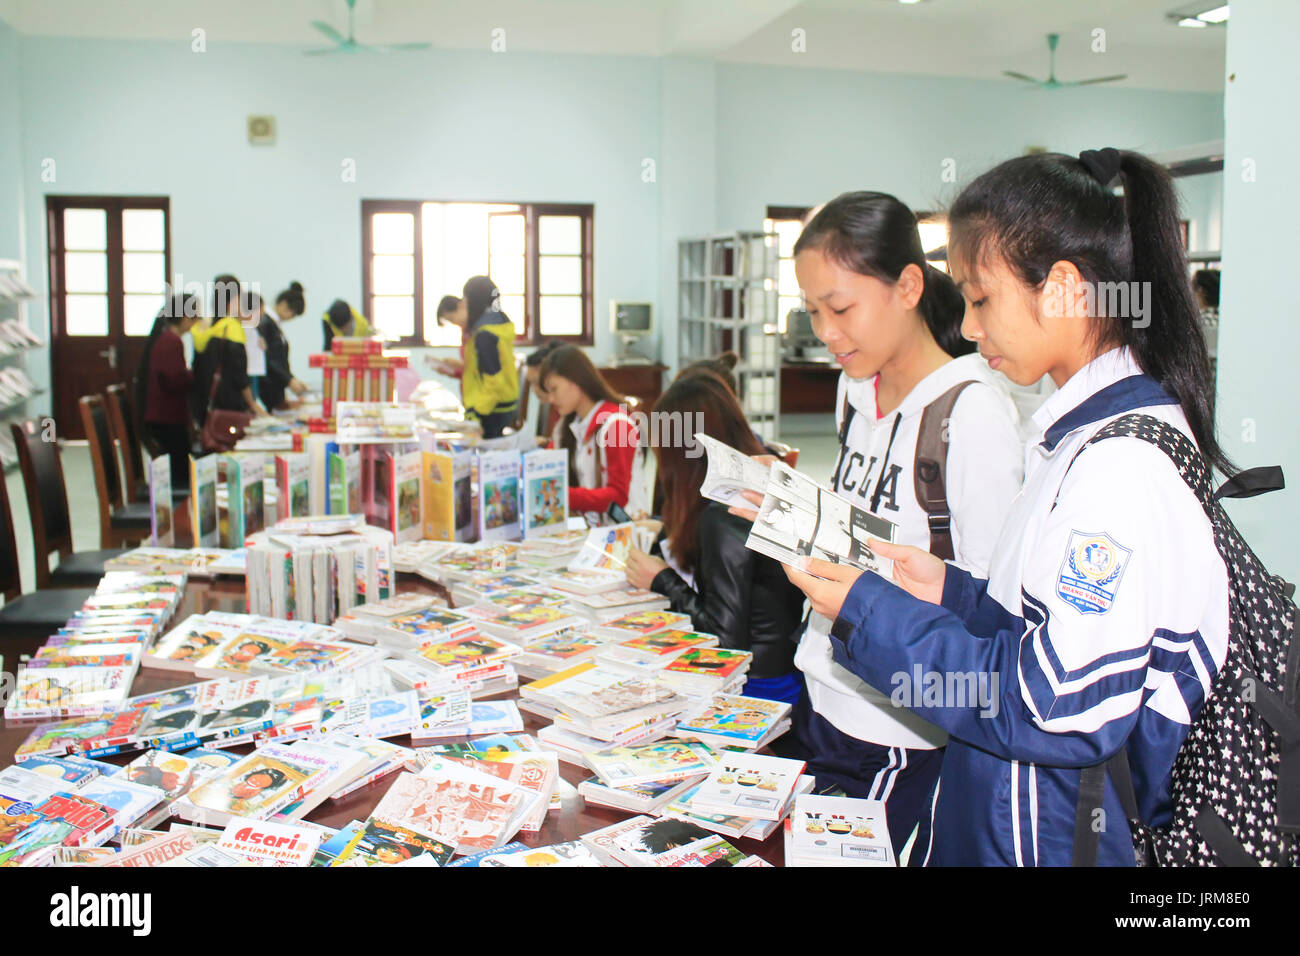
[1056,531,1132,614]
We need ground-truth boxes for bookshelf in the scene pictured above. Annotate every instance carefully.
[677,231,782,439]
[0,260,44,471]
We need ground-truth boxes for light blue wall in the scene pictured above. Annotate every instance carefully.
[15,37,662,401]
[8,32,1226,414]
[1217,0,1300,581]
[714,63,1225,228]
[0,18,24,263]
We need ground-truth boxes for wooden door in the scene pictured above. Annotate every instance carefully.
[46,196,171,439]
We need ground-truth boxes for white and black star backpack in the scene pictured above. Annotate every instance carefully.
[1072,414,1298,867]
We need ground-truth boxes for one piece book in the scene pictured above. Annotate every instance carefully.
[785,794,894,867]
[477,449,521,544]
[385,449,422,543]
[520,448,568,539]
[746,459,899,579]
[657,647,753,697]
[149,454,174,547]
[275,453,311,523]
[421,449,475,542]
[592,609,693,642]
[688,752,807,822]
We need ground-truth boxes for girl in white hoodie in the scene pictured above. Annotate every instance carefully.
[784,192,1024,864]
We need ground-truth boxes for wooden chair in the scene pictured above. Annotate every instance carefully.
[10,418,127,589]
[0,447,95,658]
[80,395,152,548]
[104,383,189,505]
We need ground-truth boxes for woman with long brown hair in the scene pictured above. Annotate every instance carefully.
[624,372,804,704]
[539,345,639,523]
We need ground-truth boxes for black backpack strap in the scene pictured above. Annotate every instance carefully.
[914,381,975,561]
[1215,465,1285,500]
[1195,808,1262,867]
[1072,747,1141,866]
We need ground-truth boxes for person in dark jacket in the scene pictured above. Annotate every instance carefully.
[191,276,265,425]
[254,283,309,411]
[624,372,804,705]
[137,291,199,487]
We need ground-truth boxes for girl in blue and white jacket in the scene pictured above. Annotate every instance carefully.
[786,149,1231,866]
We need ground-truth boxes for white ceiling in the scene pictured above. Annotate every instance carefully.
[0,0,1228,92]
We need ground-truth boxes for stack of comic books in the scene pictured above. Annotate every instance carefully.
[577,814,756,867]
[672,693,793,752]
[657,755,815,842]
[783,794,895,867]
[331,592,449,645]
[518,659,693,746]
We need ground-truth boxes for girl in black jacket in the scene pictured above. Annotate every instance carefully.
[624,372,804,705]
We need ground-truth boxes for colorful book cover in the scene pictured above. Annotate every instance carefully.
[421,451,454,542]
[371,766,525,853]
[605,816,715,866]
[569,522,643,573]
[331,816,454,867]
[521,448,568,539]
[390,450,422,544]
[583,738,717,787]
[327,449,362,516]
[149,454,174,547]
[664,647,752,680]
[0,792,116,865]
[676,694,791,745]
[275,453,311,522]
[217,816,322,866]
[411,631,520,673]
[601,610,692,638]
[121,749,202,802]
[180,744,338,822]
[476,449,521,543]
[614,629,718,658]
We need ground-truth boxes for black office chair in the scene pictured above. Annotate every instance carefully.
[0,447,94,659]
[10,418,127,589]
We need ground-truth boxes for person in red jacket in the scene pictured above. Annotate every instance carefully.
[137,292,200,488]
[538,345,639,523]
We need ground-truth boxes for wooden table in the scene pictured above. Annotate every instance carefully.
[0,574,787,865]
[781,361,840,414]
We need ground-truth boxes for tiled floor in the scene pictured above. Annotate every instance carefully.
[5,440,101,595]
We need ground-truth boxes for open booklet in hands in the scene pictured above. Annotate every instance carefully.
[694,433,898,582]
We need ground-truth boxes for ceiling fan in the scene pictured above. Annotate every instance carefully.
[306,0,432,55]
[1003,33,1127,89]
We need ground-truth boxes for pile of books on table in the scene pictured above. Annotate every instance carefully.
[2,572,186,721]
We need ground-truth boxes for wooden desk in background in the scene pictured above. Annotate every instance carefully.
[0,574,787,865]
[781,362,840,415]
[599,364,666,411]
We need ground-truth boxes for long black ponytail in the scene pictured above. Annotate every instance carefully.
[948,149,1228,474]
[793,191,973,358]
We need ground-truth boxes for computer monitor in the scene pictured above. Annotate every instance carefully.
[611,301,652,336]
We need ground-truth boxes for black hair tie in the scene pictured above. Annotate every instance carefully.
[1078,147,1122,187]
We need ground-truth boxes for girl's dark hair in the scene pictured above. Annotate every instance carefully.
[276,281,305,316]
[654,372,765,573]
[1193,269,1220,309]
[326,299,353,330]
[794,192,973,358]
[676,351,740,396]
[212,274,240,318]
[462,275,500,324]
[436,295,460,321]
[135,291,201,442]
[538,345,626,486]
[948,149,1228,473]
[525,340,563,368]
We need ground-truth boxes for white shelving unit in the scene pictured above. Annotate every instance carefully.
[677,230,781,439]
[0,260,45,471]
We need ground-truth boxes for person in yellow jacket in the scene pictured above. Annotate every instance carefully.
[322,299,374,350]
[429,277,519,439]
[190,275,265,424]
